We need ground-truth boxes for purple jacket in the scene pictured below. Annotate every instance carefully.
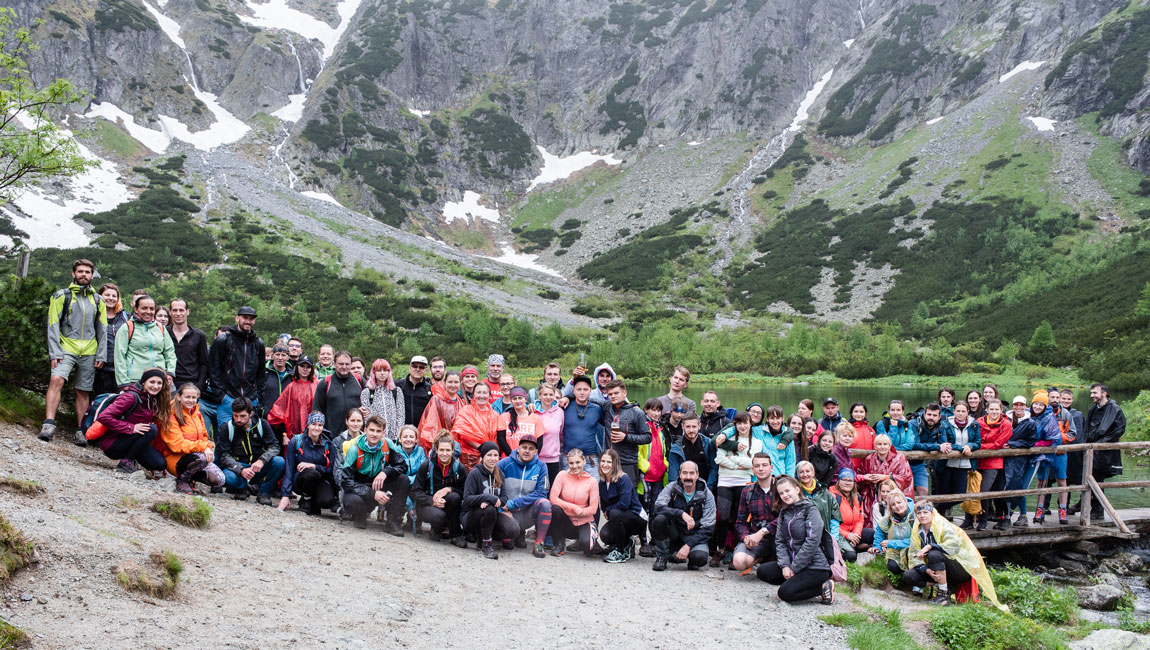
[94,383,156,450]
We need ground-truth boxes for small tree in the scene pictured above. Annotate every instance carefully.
[1135,281,1150,321]
[1028,320,1057,362]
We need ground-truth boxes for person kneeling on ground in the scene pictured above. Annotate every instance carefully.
[217,397,285,505]
[278,412,338,515]
[497,434,552,557]
[757,475,835,605]
[462,442,521,559]
[869,490,916,581]
[92,367,170,475]
[598,449,646,564]
[337,415,410,535]
[731,452,777,572]
[413,432,469,547]
[903,502,1003,608]
[650,460,715,572]
[549,449,600,558]
[161,382,225,493]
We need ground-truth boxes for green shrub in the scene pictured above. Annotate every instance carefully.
[989,565,1077,624]
[0,514,35,585]
[560,218,582,230]
[0,276,52,392]
[537,289,560,300]
[929,603,1067,650]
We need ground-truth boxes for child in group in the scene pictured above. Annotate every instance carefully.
[636,399,669,557]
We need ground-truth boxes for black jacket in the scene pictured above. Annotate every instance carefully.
[699,410,731,439]
[1085,399,1126,479]
[168,325,209,390]
[603,400,651,466]
[262,362,292,413]
[313,372,366,435]
[216,417,279,470]
[412,457,469,507]
[460,463,509,527]
[208,326,266,401]
[653,480,716,548]
[399,375,434,426]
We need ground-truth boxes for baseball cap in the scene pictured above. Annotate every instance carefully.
[823,397,838,406]
[1012,395,1027,405]
[237,306,257,317]
[518,434,539,448]
[410,355,429,365]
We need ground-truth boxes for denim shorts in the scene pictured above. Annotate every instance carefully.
[1036,454,1068,481]
[910,462,929,489]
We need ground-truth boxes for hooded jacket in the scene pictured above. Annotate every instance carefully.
[47,282,107,361]
[216,416,280,470]
[416,385,456,451]
[461,462,509,526]
[946,415,982,469]
[161,403,213,475]
[1085,399,1126,479]
[412,455,469,507]
[910,515,1004,610]
[497,452,550,511]
[653,478,716,548]
[876,416,914,452]
[562,362,616,403]
[452,398,500,470]
[976,414,1012,471]
[775,498,830,573]
[799,480,842,540]
[266,375,318,437]
[114,316,176,386]
[102,309,130,371]
[872,497,916,568]
[808,444,840,486]
[94,382,156,451]
[312,372,366,436]
[910,414,954,471]
[207,325,266,401]
[698,409,731,439]
[282,431,337,495]
[604,399,651,466]
[338,436,407,500]
[261,361,292,413]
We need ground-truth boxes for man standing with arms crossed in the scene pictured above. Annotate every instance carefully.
[167,299,208,392]
[41,259,107,442]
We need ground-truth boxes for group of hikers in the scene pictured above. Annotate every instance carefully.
[40,259,1129,607]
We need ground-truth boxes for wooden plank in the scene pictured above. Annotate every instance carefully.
[1087,476,1132,535]
[913,484,1084,504]
[1081,450,1093,528]
[1083,480,1150,490]
[848,440,1150,460]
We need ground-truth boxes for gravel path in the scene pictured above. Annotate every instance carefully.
[0,422,849,649]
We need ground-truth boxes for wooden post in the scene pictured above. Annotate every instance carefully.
[1080,449,1093,528]
[1087,476,1131,534]
[17,246,30,279]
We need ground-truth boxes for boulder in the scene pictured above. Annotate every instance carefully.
[1099,552,1145,575]
[1075,584,1128,611]
[1069,629,1150,650]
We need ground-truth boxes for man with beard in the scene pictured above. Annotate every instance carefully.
[1082,383,1127,522]
[484,354,506,402]
[40,259,107,441]
[208,306,267,429]
[312,350,366,435]
[650,461,716,572]
[429,356,447,387]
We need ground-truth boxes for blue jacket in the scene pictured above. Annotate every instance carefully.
[876,416,914,452]
[669,433,717,491]
[1007,414,1038,448]
[497,453,549,511]
[756,425,796,477]
[282,432,337,496]
[910,415,954,463]
[598,473,643,518]
[819,413,843,433]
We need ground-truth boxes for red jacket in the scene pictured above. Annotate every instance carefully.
[267,376,318,437]
[976,415,1013,471]
[849,419,876,472]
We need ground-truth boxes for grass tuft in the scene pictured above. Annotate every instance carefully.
[151,497,212,528]
[844,557,900,593]
[115,551,183,599]
[0,616,28,648]
[118,496,140,509]
[989,564,1078,625]
[0,515,35,585]
[0,477,44,495]
[829,607,923,650]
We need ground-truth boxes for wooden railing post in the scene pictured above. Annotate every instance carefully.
[1079,449,1093,528]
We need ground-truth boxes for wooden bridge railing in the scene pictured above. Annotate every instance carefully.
[846,440,1150,536]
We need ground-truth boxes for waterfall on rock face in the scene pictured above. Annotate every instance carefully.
[183,50,199,92]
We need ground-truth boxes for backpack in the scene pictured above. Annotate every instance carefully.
[224,419,265,443]
[293,433,331,469]
[324,373,365,399]
[821,528,849,583]
[83,391,141,440]
[55,289,103,336]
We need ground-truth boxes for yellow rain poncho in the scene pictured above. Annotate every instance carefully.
[909,515,1006,611]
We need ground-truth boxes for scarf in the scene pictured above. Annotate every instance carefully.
[345,434,386,477]
[800,477,817,494]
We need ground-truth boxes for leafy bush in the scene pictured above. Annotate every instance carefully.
[152,497,212,528]
[989,564,1078,624]
[579,209,703,291]
[929,603,1067,650]
[461,108,534,172]
[537,289,560,300]
[560,218,582,230]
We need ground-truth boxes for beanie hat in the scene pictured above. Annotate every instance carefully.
[140,367,166,386]
[307,412,325,427]
[1032,390,1049,406]
[509,386,528,399]
[478,441,500,459]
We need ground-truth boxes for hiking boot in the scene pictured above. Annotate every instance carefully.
[429,530,442,543]
[604,548,628,564]
[709,551,723,568]
[451,536,468,548]
[1012,516,1029,528]
[551,540,567,557]
[652,556,668,572]
[929,592,952,605]
[820,579,836,605]
[533,542,546,558]
[175,481,194,494]
[481,541,499,560]
[38,421,56,442]
[257,493,273,506]
[297,497,311,513]
[384,520,405,537]
[637,543,656,558]
[976,517,988,531]
[232,489,250,501]
[1032,506,1045,524]
[514,534,527,549]
[1058,506,1068,525]
[72,429,88,446]
[353,515,368,530]
[115,459,139,474]
[959,514,975,530]
[993,517,1010,531]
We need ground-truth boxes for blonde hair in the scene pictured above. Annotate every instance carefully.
[567,448,586,463]
[888,490,911,506]
[878,478,900,496]
[834,422,854,444]
[873,433,892,446]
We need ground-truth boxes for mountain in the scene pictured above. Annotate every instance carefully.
[4,0,1150,388]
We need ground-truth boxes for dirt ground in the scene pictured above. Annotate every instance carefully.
[0,422,848,649]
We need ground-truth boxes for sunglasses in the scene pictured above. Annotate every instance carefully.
[410,364,427,369]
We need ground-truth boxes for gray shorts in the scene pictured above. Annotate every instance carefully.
[733,539,773,564]
[52,353,96,391]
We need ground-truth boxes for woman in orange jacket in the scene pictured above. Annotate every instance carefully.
[829,468,872,561]
[161,383,225,493]
[452,382,499,470]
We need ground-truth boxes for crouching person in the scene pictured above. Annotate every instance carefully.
[338,415,410,535]
[278,412,338,515]
[92,367,170,475]
[217,397,285,505]
[162,382,225,493]
[413,432,469,547]
[650,460,715,572]
[757,475,835,604]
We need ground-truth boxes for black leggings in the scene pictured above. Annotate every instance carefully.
[293,468,338,514]
[937,467,969,511]
[840,528,875,562]
[342,472,410,523]
[464,507,521,542]
[418,492,464,538]
[713,485,743,552]
[979,468,1007,519]
[550,508,592,550]
[901,549,971,588]
[599,509,647,549]
[757,562,833,602]
[103,426,166,471]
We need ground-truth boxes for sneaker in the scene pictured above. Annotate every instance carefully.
[1033,506,1045,524]
[993,517,1010,531]
[384,520,405,537]
[72,429,88,446]
[976,517,988,531]
[1059,506,1068,525]
[959,514,974,530]
[551,540,567,557]
[257,493,272,506]
[481,541,499,560]
[210,486,224,494]
[533,542,546,558]
[652,556,668,571]
[502,539,515,551]
[514,534,527,549]
[604,548,628,564]
[930,592,952,605]
[637,543,656,558]
[912,586,923,597]
[820,579,836,605]
[451,536,468,548]
[623,541,635,561]
[429,531,442,543]
[38,421,56,442]
[1012,516,1029,528]
[175,481,194,494]
[115,459,139,474]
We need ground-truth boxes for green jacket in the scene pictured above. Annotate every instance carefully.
[114,315,176,386]
[47,283,107,360]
